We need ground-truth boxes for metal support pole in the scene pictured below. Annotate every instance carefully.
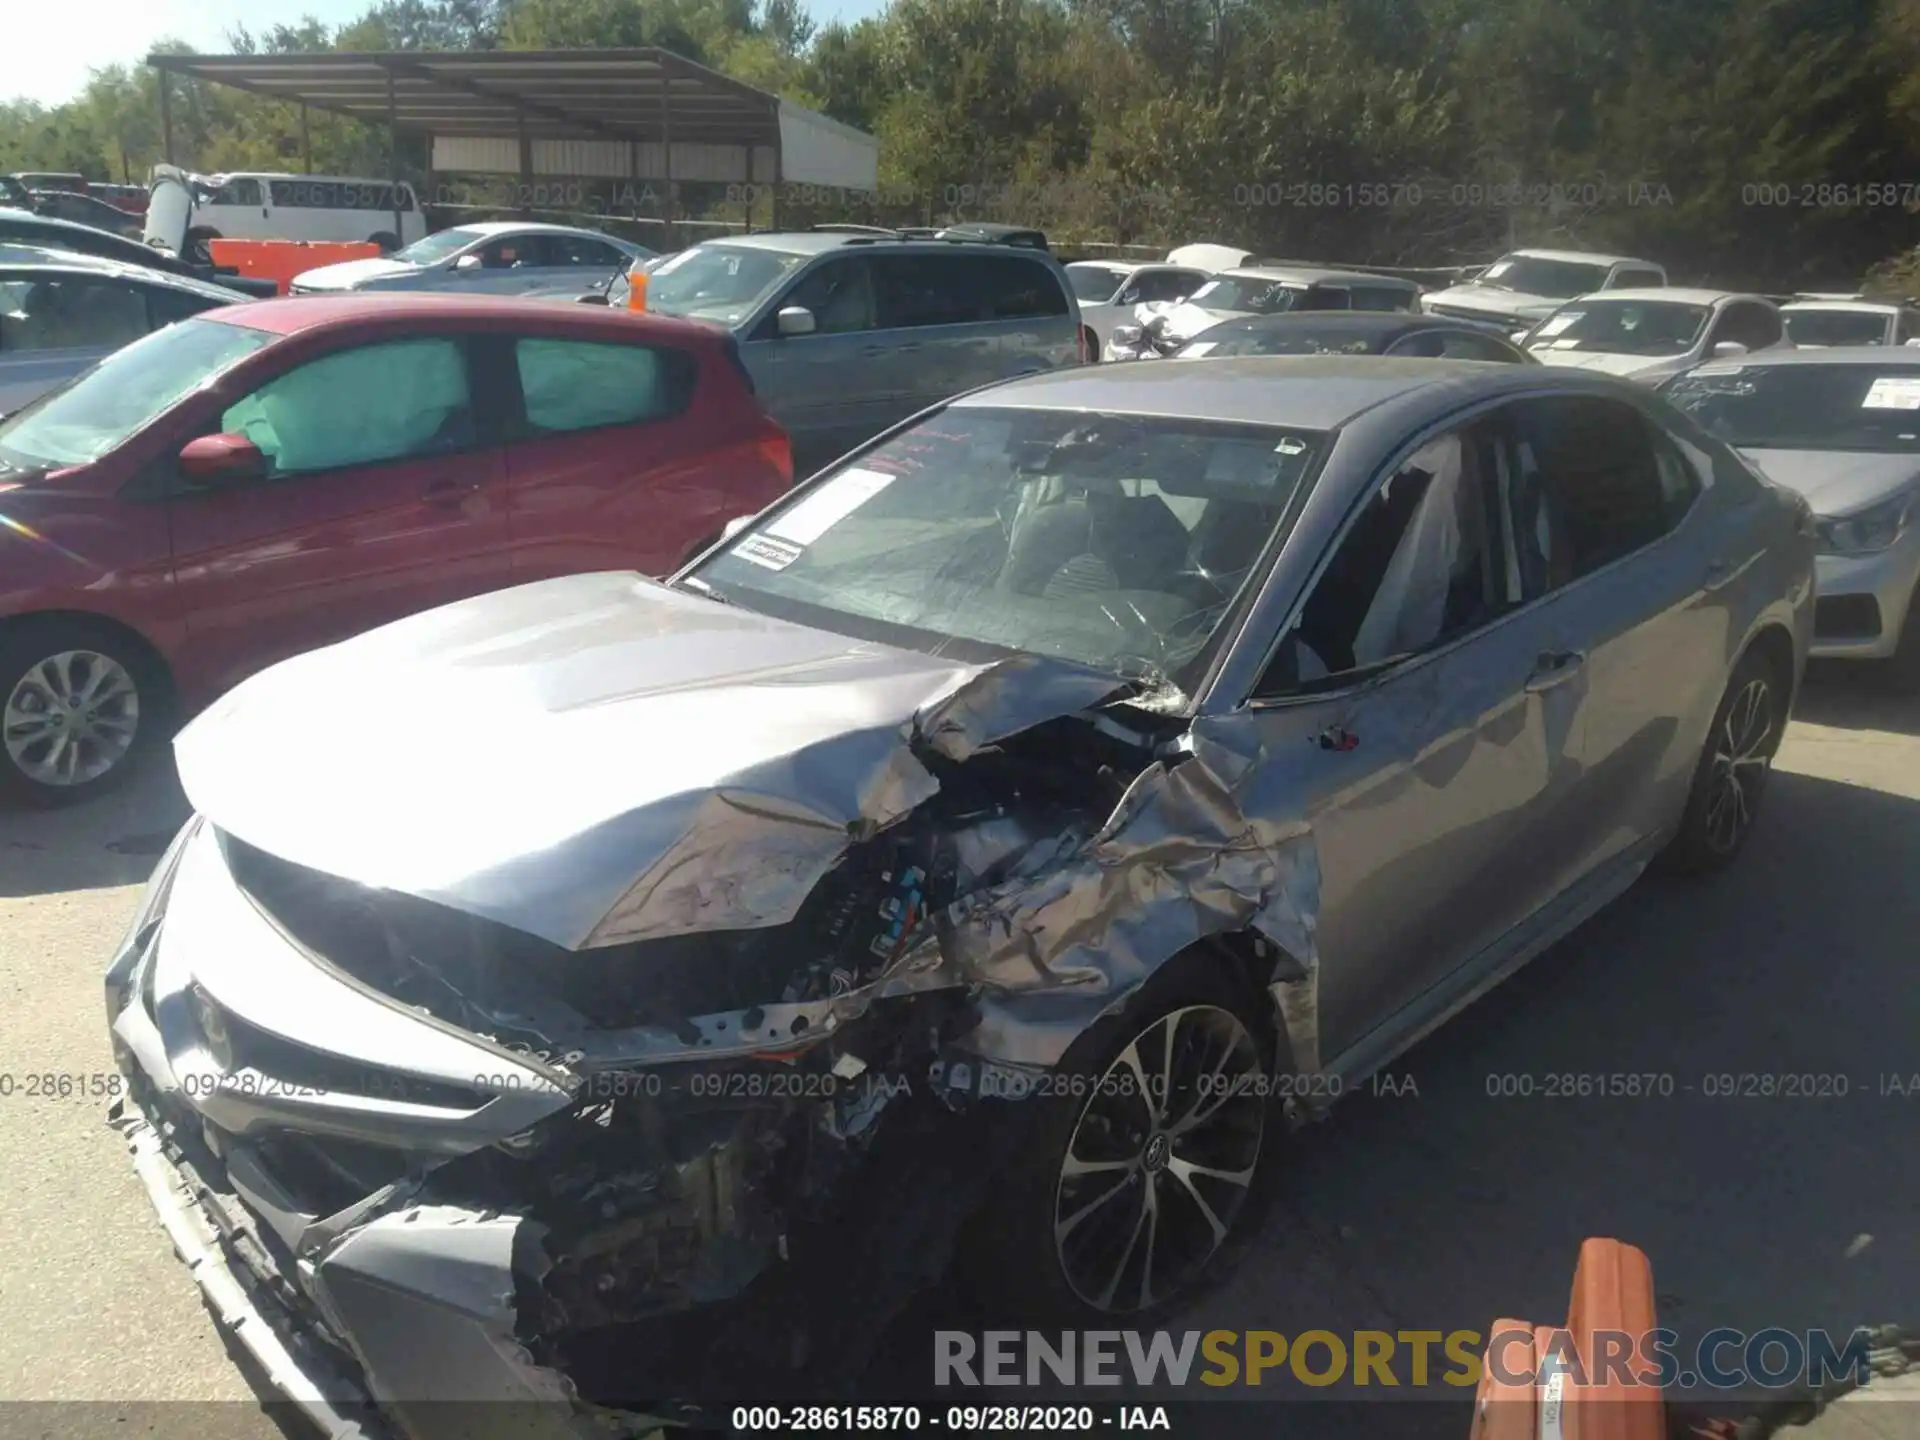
[659,69,674,250]
[743,145,756,234]
[386,69,402,243]
[518,113,534,219]
[300,104,312,174]
[770,125,783,231]
[158,70,175,167]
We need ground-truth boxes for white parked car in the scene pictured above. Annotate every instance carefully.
[1423,249,1668,331]
[1104,265,1420,360]
[288,223,651,297]
[1064,260,1210,348]
[1666,348,1920,688]
[144,166,428,263]
[1522,289,1791,384]
[0,248,239,415]
[1780,299,1920,349]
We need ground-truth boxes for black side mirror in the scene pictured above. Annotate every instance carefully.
[576,292,610,305]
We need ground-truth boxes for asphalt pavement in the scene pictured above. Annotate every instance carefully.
[0,664,1914,1438]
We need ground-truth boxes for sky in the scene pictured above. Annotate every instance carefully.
[4,0,883,108]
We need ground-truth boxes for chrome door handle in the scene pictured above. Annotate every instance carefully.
[1525,650,1586,691]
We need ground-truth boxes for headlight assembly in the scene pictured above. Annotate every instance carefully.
[1816,489,1918,556]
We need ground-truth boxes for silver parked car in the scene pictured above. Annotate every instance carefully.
[1106,265,1421,360]
[105,358,1810,1436]
[0,248,240,414]
[1524,288,1791,383]
[1664,346,1920,687]
[632,231,1086,475]
[288,222,652,297]
[1423,248,1668,330]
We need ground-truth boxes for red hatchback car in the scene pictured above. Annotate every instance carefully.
[0,293,793,803]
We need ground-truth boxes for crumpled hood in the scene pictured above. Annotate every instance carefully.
[1424,284,1562,323]
[292,257,420,290]
[174,571,1128,952]
[1739,448,1920,516]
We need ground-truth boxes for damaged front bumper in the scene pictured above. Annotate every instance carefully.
[103,823,624,1440]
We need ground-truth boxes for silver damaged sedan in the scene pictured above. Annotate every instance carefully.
[105,357,1814,1438]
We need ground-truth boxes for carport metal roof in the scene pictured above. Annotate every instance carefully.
[145,49,786,149]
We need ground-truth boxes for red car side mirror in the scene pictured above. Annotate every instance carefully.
[179,433,267,485]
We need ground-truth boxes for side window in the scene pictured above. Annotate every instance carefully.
[144,286,222,330]
[1387,330,1449,358]
[0,274,149,352]
[1308,286,1353,311]
[874,254,979,328]
[477,235,538,269]
[782,257,879,334]
[1273,423,1510,690]
[1351,285,1415,312]
[212,178,263,208]
[1612,267,1664,289]
[513,337,695,434]
[550,235,625,269]
[1507,396,1680,584]
[972,255,1070,319]
[217,338,474,478]
[1899,310,1920,345]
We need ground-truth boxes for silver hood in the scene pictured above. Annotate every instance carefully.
[173,571,1128,953]
[1424,284,1563,323]
[1739,448,1920,516]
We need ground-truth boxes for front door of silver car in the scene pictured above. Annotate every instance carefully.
[1233,411,1595,1061]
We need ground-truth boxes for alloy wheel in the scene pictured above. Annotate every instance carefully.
[1702,677,1774,855]
[3,649,141,788]
[1052,1004,1266,1314]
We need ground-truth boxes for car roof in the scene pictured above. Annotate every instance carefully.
[1205,312,1492,336]
[1681,345,1920,370]
[949,355,1563,429]
[1223,265,1418,288]
[1571,287,1753,305]
[210,172,413,185]
[0,244,238,300]
[1780,300,1898,314]
[441,220,635,243]
[198,290,733,341]
[690,231,1062,260]
[1509,248,1656,267]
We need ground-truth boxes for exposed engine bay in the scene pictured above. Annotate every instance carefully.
[211,710,1173,1406]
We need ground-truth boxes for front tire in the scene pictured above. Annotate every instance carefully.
[0,620,165,808]
[971,954,1275,1320]
[1656,646,1785,875]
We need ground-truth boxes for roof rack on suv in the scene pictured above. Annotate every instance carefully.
[809,224,901,236]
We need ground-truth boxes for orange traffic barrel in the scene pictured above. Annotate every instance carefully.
[206,239,384,296]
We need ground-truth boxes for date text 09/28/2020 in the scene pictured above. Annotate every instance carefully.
[729,1406,1174,1432]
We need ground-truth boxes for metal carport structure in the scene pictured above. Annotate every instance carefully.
[145,49,879,243]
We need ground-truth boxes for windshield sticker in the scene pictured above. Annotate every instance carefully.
[731,534,803,571]
[1691,364,1745,377]
[766,466,898,546]
[1276,436,1308,456]
[1862,376,1920,410]
[1535,312,1583,337]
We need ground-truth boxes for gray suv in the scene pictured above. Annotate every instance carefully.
[629,232,1087,474]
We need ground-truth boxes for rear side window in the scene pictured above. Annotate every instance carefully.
[144,286,224,329]
[514,337,695,435]
[549,234,627,268]
[874,254,980,328]
[1508,396,1687,582]
[0,273,149,352]
[210,177,264,207]
[965,254,1070,319]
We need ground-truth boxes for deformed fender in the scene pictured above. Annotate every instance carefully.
[908,714,1325,1076]
[311,1205,606,1437]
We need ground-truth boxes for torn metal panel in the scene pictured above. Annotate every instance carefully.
[916,712,1323,1073]
[911,653,1134,762]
